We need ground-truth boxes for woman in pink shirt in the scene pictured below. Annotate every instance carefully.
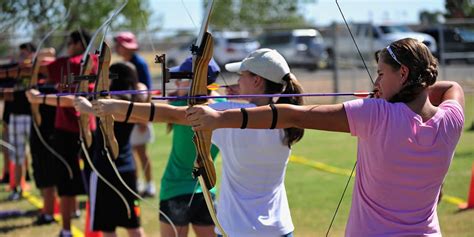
[186,38,465,236]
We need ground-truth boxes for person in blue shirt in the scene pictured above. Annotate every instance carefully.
[114,32,156,197]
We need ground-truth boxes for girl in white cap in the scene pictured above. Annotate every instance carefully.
[186,38,465,236]
[92,48,304,237]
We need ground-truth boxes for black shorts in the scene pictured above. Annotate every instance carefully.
[53,130,86,196]
[159,193,215,226]
[90,171,140,232]
[30,127,57,188]
[2,101,12,124]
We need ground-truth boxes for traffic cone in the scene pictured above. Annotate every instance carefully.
[8,160,15,191]
[85,201,102,237]
[53,198,60,215]
[459,164,474,210]
[8,160,29,192]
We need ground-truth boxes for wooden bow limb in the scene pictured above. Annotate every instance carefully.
[27,15,74,179]
[94,42,119,159]
[76,57,94,147]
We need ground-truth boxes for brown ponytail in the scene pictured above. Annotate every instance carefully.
[264,73,304,147]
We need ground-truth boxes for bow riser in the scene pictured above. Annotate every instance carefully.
[95,42,119,159]
[78,56,94,147]
[189,33,217,189]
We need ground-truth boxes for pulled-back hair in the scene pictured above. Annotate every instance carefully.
[375,38,438,103]
[109,62,139,102]
[261,72,305,147]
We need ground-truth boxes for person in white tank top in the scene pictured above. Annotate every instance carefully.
[87,48,304,237]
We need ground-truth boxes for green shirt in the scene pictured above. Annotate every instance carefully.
[159,100,222,201]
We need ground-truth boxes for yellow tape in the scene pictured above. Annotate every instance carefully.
[290,155,354,177]
[22,191,84,237]
[442,195,465,206]
[289,155,466,206]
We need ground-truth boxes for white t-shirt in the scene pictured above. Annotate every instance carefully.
[210,102,294,237]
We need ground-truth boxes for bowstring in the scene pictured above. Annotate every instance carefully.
[29,9,74,180]
[126,1,180,236]
[325,1,376,236]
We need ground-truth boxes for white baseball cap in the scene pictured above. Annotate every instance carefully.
[225,48,290,84]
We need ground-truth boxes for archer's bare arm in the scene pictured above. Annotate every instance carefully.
[26,89,75,107]
[93,99,189,125]
[186,103,350,133]
[429,81,465,109]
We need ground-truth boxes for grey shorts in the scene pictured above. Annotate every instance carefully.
[130,123,154,146]
[8,114,31,164]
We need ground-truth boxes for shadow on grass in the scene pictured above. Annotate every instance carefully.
[454,151,474,159]
[0,223,35,234]
[0,209,38,221]
[0,209,39,234]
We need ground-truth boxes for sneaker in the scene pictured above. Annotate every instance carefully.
[71,210,81,219]
[58,230,73,237]
[142,182,156,198]
[7,190,22,201]
[34,214,55,225]
[137,180,145,194]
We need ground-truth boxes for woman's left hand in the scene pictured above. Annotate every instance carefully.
[73,96,93,114]
[25,89,41,104]
[92,99,120,117]
[185,105,221,131]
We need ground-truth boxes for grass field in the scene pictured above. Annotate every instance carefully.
[0,93,473,236]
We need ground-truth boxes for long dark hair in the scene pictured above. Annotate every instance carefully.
[375,38,438,103]
[262,72,305,147]
[109,62,139,102]
[19,42,36,53]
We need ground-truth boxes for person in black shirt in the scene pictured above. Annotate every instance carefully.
[74,62,147,236]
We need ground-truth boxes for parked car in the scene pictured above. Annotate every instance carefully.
[419,27,474,63]
[213,31,260,66]
[258,29,328,70]
[328,23,437,64]
[166,31,260,68]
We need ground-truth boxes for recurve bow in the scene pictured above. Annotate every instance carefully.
[187,1,227,236]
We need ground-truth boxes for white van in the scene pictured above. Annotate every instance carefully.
[333,23,437,62]
[259,29,329,70]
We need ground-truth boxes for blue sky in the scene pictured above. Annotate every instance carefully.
[151,0,445,31]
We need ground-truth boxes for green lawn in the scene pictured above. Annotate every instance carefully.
[0,95,473,237]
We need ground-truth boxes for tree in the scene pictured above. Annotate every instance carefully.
[0,0,154,36]
[445,0,474,19]
[419,10,444,25]
[208,0,311,30]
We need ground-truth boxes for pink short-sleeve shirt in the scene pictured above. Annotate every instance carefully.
[343,99,464,236]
